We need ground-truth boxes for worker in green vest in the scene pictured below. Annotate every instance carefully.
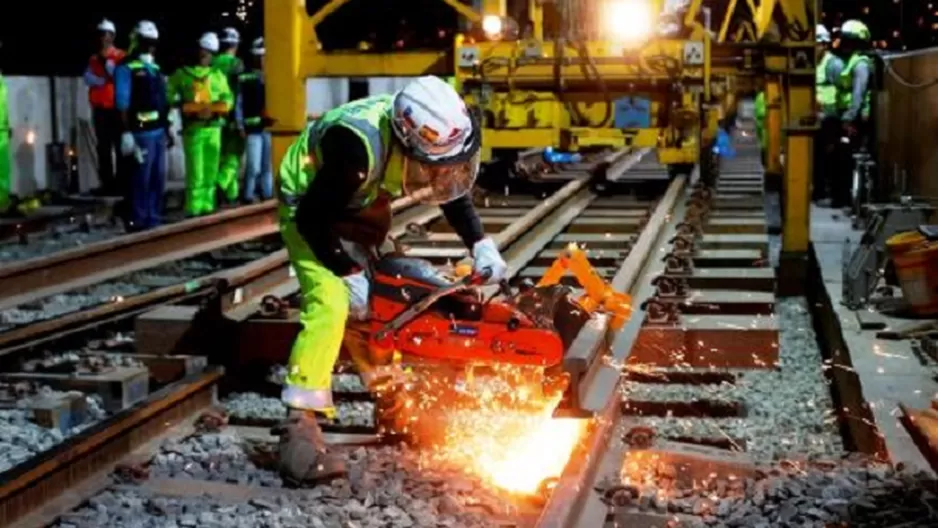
[272,76,507,486]
[167,33,233,216]
[753,90,767,166]
[0,39,9,214]
[213,27,245,205]
[814,24,844,203]
[834,19,873,208]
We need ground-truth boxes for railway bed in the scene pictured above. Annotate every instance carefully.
[4,145,938,528]
[1,174,633,526]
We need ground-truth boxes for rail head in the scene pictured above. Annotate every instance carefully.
[534,174,689,528]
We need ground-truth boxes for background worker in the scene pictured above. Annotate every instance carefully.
[83,19,126,196]
[0,39,9,214]
[814,24,844,203]
[753,89,767,166]
[213,27,245,206]
[115,21,172,232]
[235,38,273,203]
[167,32,232,217]
[834,19,873,209]
[272,76,508,486]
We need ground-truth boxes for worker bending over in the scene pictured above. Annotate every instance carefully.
[235,38,273,203]
[814,24,844,204]
[115,21,172,232]
[213,27,245,205]
[272,76,508,485]
[834,19,873,209]
[167,33,233,216]
[0,39,9,214]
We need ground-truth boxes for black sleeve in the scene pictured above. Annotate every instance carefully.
[294,126,370,277]
[440,194,485,249]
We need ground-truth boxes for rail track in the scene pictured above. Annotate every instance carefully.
[1,140,934,528]
[0,152,636,526]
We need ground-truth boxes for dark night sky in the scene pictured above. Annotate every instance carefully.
[0,1,929,76]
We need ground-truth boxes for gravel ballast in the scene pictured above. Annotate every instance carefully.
[606,458,938,527]
[623,298,843,460]
[69,429,525,528]
[0,390,108,473]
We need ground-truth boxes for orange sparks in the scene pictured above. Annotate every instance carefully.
[423,398,588,495]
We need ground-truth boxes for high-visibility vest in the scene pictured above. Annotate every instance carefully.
[836,53,872,119]
[238,70,267,131]
[87,47,127,109]
[753,91,767,149]
[123,58,165,132]
[278,94,404,220]
[816,52,838,112]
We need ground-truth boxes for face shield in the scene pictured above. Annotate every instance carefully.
[399,111,483,205]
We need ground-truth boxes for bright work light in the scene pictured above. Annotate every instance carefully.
[604,0,655,43]
[482,15,504,39]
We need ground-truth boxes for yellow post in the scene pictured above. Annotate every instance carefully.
[265,0,307,176]
[481,0,506,17]
[777,0,817,295]
[764,72,783,178]
[528,0,543,39]
[781,59,816,255]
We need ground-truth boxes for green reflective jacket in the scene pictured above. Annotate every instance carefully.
[753,91,767,149]
[278,95,404,221]
[166,65,233,128]
[836,53,872,119]
[816,52,838,111]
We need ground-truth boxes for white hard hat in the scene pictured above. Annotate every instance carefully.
[135,20,159,40]
[200,32,220,52]
[251,37,265,56]
[97,18,116,34]
[391,76,481,205]
[816,24,831,43]
[220,27,240,45]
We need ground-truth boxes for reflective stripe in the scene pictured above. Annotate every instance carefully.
[245,116,263,126]
[136,110,159,122]
[281,384,335,414]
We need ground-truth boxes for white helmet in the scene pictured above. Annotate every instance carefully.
[97,18,116,34]
[816,24,831,43]
[221,27,240,45]
[135,20,159,40]
[200,32,220,53]
[251,37,265,56]
[391,76,481,205]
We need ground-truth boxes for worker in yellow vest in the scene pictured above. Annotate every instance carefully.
[833,19,873,209]
[814,24,844,204]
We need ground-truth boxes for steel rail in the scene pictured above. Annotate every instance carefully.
[0,368,223,526]
[0,198,423,355]
[535,174,689,528]
[0,201,280,309]
[0,201,114,243]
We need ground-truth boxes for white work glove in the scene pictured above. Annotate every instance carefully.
[471,238,508,284]
[344,271,370,321]
[119,132,136,156]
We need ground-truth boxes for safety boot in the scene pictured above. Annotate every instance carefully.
[270,409,347,487]
[344,322,410,393]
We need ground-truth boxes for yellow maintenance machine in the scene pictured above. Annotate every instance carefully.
[264,0,818,281]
